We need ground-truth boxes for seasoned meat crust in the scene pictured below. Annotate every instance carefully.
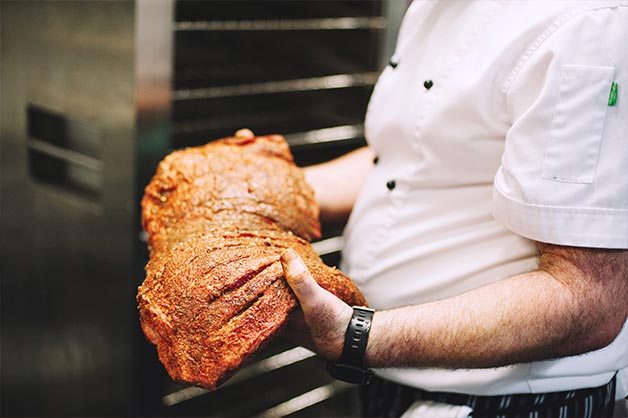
[137,131,366,390]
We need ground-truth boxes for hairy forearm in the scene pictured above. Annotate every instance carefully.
[366,247,628,369]
[303,147,374,224]
[367,270,578,368]
[280,241,628,368]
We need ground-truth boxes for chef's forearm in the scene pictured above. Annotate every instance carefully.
[365,246,628,369]
[303,146,374,224]
[366,270,579,368]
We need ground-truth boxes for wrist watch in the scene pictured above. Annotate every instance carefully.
[327,306,375,384]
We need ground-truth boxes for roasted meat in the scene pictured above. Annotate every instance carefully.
[137,130,366,390]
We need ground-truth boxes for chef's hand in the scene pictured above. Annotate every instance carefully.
[280,249,352,360]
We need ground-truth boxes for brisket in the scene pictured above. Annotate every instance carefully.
[137,130,366,390]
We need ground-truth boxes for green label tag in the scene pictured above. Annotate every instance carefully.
[608,82,618,106]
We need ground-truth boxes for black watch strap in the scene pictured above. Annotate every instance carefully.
[327,306,375,384]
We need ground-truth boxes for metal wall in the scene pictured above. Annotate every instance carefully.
[0,1,173,415]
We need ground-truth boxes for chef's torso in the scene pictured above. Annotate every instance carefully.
[342,0,628,396]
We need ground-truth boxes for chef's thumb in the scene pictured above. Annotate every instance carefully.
[280,249,321,304]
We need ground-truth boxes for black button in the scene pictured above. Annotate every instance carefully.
[423,79,434,90]
[389,58,399,69]
[373,156,379,165]
[386,180,396,190]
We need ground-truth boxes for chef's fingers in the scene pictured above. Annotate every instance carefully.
[280,249,321,303]
[235,128,254,138]
[281,248,352,359]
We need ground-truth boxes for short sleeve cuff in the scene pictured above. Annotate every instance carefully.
[493,184,628,249]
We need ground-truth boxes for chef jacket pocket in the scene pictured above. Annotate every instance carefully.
[542,65,615,183]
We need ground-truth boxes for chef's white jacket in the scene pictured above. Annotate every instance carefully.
[342,0,628,397]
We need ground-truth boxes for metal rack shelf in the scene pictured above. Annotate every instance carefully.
[174,72,378,101]
[163,347,317,407]
[176,17,386,31]
[285,124,364,147]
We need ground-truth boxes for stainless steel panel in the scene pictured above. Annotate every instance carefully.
[0,1,173,415]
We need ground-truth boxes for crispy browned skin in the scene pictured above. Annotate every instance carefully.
[137,133,366,390]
